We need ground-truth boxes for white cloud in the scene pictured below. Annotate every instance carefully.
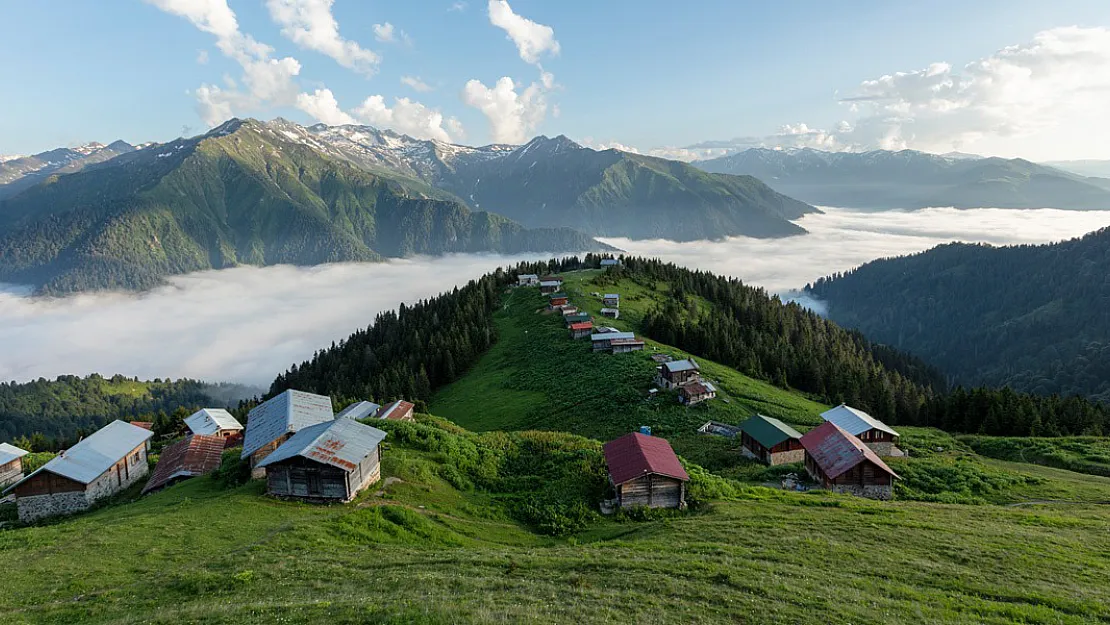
[462,75,548,143]
[296,88,356,125]
[352,95,464,142]
[373,22,394,42]
[449,1,468,12]
[147,0,302,126]
[196,49,209,64]
[265,0,380,76]
[487,0,559,66]
[401,75,433,92]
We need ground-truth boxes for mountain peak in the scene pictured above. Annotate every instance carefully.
[511,134,583,160]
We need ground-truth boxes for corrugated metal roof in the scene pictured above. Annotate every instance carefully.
[336,401,381,421]
[610,338,644,345]
[591,331,635,342]
[604,293,619,299]
[517,273,539,279]
[739,415,802,449]
[0,442,29,465]
[800,421,899,480]
[603,432,689,485]
[241,390,335,459]
[256,418,387,473]
[820,404,899,437]
[569,321,593,330]
[375,400,415,420]
[5,421,152,491]
[142,434,226,494]
[539,280,561,287]
[600,259,620,266]
[663,358,699,373]
[680,381,710,396]
[184,409,244,436]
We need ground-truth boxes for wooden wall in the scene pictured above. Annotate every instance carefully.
[617,473,685,509]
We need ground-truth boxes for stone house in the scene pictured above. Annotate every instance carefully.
[603,432,689,510]
[241,390,335,478]
[258,418,387,502]
[3,421,153,522]
[655,358,700,389]
[819,404,901,456]
[800,421,899,500]
[738,415,804,465]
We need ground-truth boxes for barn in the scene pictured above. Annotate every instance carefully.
[240,390,335,478]
[820,404,901,456]
[184,408,244,438]
[142,434,226,494]
[0,443,29,489]
[603,432,689,509]
[257,418,387,502]
[3,421,153,522]
[738,415,804,465]
[800,421,899,500]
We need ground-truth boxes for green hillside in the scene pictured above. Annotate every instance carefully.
[2,416,1110,624]
[0,120,604,294]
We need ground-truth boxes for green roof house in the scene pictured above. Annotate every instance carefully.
[739,415,804,465]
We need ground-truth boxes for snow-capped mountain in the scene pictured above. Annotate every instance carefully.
[0,140,138,199]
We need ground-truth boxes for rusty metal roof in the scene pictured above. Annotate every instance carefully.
[820,404,899,438]
[256,418,386,473]
[375,400,415,421]
[184,409,243,436]
[800,421,899,480]
[5,421,153,493]
[0,442,28,465]
[603,432,689,485]
[241,390,334,459]
[569,321,593,330]
[142,434,226,494]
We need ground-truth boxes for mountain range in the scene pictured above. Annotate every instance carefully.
[696,147,1110,210]
[0,140,140,201]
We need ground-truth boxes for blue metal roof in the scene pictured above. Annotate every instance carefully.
[256,418,386,472]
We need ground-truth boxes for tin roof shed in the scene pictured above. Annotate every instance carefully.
[142,434,226,494]
[663,358,699,373]
[241,390,335,459]
[184,409,244,436]
[591,331,635,342]
[256,419,387,473]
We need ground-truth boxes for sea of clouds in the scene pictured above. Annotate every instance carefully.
[2,207,1108,387]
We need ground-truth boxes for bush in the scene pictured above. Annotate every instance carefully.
[892,456,1042,504]
[211,447,251,487]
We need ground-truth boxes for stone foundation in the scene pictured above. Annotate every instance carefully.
[830,483,893,500]
[18,492,90,523]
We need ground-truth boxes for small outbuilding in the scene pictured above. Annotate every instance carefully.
[564,312,590,326]
[603,432,689,510]
[374,400,416,422]
[257,418,387,502]
[3,421,153,522]
[591,331,636,351]
[602,293,620,308]
[697,421,742,438]
[184,408,244,438]
[678,381,716,406]
[610,338,646,353]
[800,421,899,500]
[517,274,539,286]
[142,434,226,494]
[241,390,335,477]
[336,401,382,421]
[656,358,700,389]
[0,442,30,489]
[548,293,569,309]
[539,279,563,294]
[569,321,594,339]
[600,307,620,319]
[559,306,579,316]
[739,415,804,465]
[819,404,901,456]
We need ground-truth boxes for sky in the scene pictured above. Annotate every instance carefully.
[2,207,1107,386]
[2,1,1110,160]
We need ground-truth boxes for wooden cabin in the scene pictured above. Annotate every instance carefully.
[591,331,636,351]
[517,274,539,286]
[610,338,645,353]
[142,434,226,494]
[565,312,590,326]
[258,419,387,502]
[569,321,594,339]
[375,400,416,422]
[240,390,335,478]
[655,358,701,389]
[603,433,689,509]
[603,293,620,307]
[0,443,29,489]
[600,307,620,319]
[184,408,244,439]
[539,279,563,294]
[678,381,716,406]
[560,306,579,316]
[548,293,569,309]
[3,421,153,522]
[819,404,901,456]
[739,415,804,465]
[800,422,899,500]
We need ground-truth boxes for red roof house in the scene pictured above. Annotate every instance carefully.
[800,421,899,500]
[375,400,415,422]
[569,321,593,339]
[129,421,154,431]
[603,432,689,509]
[142,434,227,494]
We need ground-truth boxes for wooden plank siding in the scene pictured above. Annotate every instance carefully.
[265,446,381,502]
[857,429,896,443]
[616,474,686,509]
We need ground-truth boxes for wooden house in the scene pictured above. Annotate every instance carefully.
[3,421,153,522]
[739,415,804,465]
[517,274,539,286]
[560,306,579,316]
[335,401,382,421]
[610,338,646,353]
[375,400,416,422]
[800,422,899,500]
[569,321,594,339]
[258,418,387,502]
[678,381,716,406]
[820,404,901,456]
[240,390,335,478]
[655,358,700,389]
[603,293,620,307]
[564,312,590,326]
[184,408,244,439]
[539,279,563,294]
[142,434,226,494]
[603,432,689,509]
[600,307,620,319]
[591,331,636,351]
[0,443,29,489]
[548,293,569,309]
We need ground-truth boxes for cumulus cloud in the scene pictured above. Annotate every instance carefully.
[371,22,411,45]
[296,88,356,125]
[401,75,433,92]
[462,76,548,143]
[147,0,302,125]
[487,0,559,65]
[266,0,380,75]
[352,95,464,142]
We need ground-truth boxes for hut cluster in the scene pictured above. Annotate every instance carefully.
[517,273,647,354]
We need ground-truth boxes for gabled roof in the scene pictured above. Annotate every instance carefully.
[336,401,381,421]
[610,338,644,346]
[517,273,538,279]
[663,358,699,373]
[569,321,593,330]
[800,422,899,480]
[184,408,244,436]
[539,280,562,287]
[375,400,415,420]
[604,293,619,299]
[241,390,335,459]
[0,442,29,465]
[129,421,153,430]
[603,432,689,485]
[256,419,387,472]
[142,434,226,494]
[680,381,710,396]
[591,331,635,342]
[820,404,899,437]
[4,421,153,493]
[548,292,567,299]
[600,259,620,265]
[739,415,802,449]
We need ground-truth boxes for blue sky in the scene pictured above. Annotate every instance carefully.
[2,1,1109,160]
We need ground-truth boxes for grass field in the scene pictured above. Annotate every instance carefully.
[2,416,1110,624]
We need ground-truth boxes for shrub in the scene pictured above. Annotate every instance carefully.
[211,447,250,487]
